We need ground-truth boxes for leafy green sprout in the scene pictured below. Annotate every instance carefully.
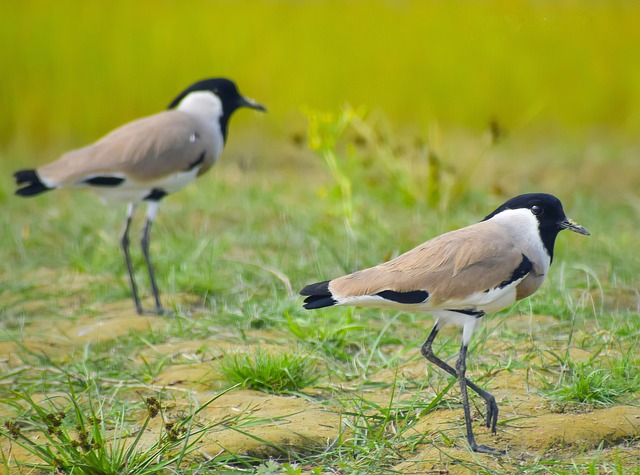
[218,348,319,394]
[543,360,639,409]
[0,382,240,475]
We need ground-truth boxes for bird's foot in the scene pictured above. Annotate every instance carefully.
[159,307,176,317]
[484,397,500,433]
[470,443,506,456]
[136,305,172,316]
[150,306,174,317]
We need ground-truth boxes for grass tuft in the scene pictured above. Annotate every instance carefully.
[218,348,318,394]
[0,380,240,474]
[541,356,640,410]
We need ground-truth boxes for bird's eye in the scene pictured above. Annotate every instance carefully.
[531,205,543,216]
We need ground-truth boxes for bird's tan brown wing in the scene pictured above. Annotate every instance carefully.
[38,111,216,186]
[329,221,528,306]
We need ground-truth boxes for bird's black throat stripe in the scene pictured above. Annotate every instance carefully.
[184,151,206,172]
[376,289,429,304]
[496,254,533,290]
[144,188,168,202]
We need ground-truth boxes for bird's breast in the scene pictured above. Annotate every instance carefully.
[515,271,546,300]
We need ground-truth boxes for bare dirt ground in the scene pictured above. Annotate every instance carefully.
[1,298,639,474]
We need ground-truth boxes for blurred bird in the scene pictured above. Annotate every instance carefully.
[300,193,589,454]
[14,78,266,315]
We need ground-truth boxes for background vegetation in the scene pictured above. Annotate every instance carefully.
[1,1,638,474]
[3,1,640,146]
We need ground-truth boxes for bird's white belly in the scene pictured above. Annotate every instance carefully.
[447,285,519,314]
[338,283,518,315]
[149,168,201,193]
[90,168,201,203]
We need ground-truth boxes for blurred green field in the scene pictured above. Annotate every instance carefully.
[2,0,640,151]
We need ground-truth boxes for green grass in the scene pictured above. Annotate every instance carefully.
[1,105,639,472]
[218,348,318,394]
[539,349,640,410]
[549,364,630,407]
[0,381,239,474]
[2,5,640,468]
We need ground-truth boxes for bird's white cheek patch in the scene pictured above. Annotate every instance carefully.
[178,91,224,124]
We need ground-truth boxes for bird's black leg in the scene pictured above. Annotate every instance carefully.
[121,204,144,315]
[141,213,164,315]
[456,344,505,455]
[420,325,500,434]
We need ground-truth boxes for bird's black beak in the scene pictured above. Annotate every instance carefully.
[559,218,590,236]
[239,96,266,112]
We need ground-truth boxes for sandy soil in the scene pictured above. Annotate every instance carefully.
[1,301,638,473]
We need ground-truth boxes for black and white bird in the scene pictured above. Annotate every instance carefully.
[14,78,266,315]
[300,193,589,454]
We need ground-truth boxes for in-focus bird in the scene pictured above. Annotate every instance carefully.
[300,193,589,454]
[14,78,266,315]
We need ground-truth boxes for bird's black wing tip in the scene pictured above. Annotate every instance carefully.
[302,295,337,310]
[14,169,51,197]
[300,280,336,310]
[14,169,38,184]
[299,280,331,296]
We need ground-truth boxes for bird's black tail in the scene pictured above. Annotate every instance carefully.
[300,280,337,309]
[14,169,52,197]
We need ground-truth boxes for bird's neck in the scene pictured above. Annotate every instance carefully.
[490,209,553,266]
[177,91,229,143]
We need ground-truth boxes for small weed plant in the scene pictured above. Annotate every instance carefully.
[313,379,456,472]
[307,105,418,220]
[0,381,238,474]
[543,360,639,410]
[218,348,318,394]
[539,346,640,410]
[304,105,486,220]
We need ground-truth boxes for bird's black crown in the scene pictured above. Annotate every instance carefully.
[483,193,565,222]
[167,78,243,111]
[483,193,573,262]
